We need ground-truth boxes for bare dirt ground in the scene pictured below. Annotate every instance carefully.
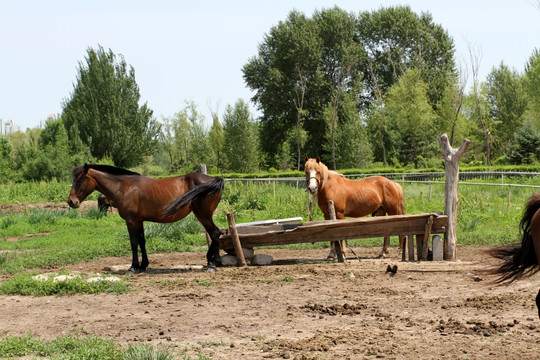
[1,244,539,360]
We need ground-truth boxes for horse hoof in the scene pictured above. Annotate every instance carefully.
[125,267,146,275]
[206,265,218,272]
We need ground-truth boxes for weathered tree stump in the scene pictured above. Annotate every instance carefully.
[437,134,470,261]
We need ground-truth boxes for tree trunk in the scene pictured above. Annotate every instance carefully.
[437,134,470,261]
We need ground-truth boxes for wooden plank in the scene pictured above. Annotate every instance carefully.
[421,215,434,261]
[227,212,247,267]
[236,217,303,227]
[219,213,447,250]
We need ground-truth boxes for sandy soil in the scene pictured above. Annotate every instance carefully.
[0,244,539,359]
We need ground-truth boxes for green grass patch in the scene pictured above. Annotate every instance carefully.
[0,272,130,296]
[0,334,210,360]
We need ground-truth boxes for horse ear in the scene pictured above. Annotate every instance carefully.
[83,163,89,174]
[304,156,309,163]
[316,156,321,163]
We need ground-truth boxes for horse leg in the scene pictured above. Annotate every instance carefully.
[126,224,147,274]
[193,208,222,272]
[205,225,222,272]
[372,208,390,258]
[139,229,149,271]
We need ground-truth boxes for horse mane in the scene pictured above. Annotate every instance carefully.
[73,164,140,177]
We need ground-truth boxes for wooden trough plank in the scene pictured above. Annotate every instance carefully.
[219,213,447,250]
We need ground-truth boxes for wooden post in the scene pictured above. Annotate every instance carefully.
[421,215,434,261]
[408,236,415,261]
[226,212,247,267]
[437,134,470,261]
[198,164,207,175]
[432,235,443,261]
[507,185,511,212]
[328,200,345,262]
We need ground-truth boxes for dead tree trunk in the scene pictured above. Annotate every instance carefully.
[437,134,470,261]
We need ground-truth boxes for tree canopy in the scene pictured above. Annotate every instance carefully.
[243,6,456,169]
[62,45,160,168]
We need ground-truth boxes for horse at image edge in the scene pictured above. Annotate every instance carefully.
[485,193,540,319]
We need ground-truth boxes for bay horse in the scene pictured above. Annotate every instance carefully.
[67,164,224,273]
[304,157,406,259]
[485,193,540,319]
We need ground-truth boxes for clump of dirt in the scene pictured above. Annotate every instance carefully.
[300,302,367,316]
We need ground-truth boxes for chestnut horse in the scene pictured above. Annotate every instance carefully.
[304,157,406,259]
[67,164,224,273]
[485,193,540,319]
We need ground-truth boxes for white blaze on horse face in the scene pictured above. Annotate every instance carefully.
[308,169,318,194]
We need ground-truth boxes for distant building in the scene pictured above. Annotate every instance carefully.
[2,119,21,135]
[40,114,57,129]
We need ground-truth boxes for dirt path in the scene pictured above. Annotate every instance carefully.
[1,246,539,359]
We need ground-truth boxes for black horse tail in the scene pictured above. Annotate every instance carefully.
[163,177,225,217]
[484,193,540,284]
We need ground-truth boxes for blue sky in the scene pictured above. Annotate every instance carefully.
[1,0,539,130]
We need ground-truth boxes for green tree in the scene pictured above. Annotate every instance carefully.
[485,63,528,156]
[208,109,225,171]
[222,99,259,172]
[509,121,540,164]
[524,48,540,126]
[161,101,215,173]
[434,72,468,147]
[22,118,73,181]
[62,45,160,168]
[323,93,372,168]
[357,5,456,107]
[188,106,215,170]
[243,7,363,168]
[385,69,436,168]
[0,136,14,183]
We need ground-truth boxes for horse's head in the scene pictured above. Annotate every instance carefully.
[304,156,327,195]
[67,164,96,209]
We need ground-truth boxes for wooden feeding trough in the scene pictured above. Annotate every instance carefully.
[219,206,448,267]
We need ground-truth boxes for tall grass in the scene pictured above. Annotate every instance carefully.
[0,179,78,204]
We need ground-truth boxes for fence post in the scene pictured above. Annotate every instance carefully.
[507,185,511,212]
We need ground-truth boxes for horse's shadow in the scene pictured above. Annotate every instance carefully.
[104,264,207,275]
